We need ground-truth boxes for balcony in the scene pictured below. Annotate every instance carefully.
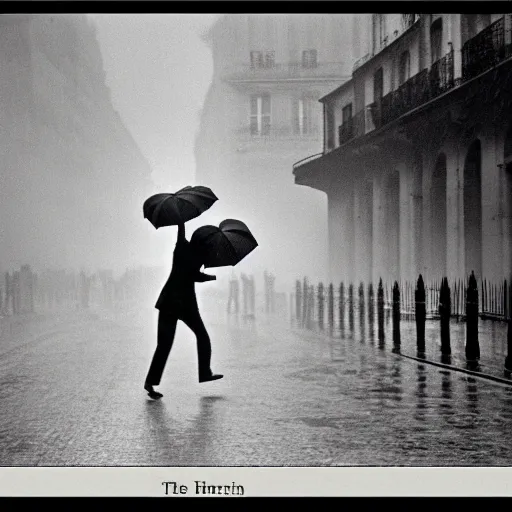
[338,110,366,145]
[462,15,512,82]
[234,123,320,143]
[360,49,455,138]
[338,118,353,145]
[223,61,347,83]
[296,15,512,171]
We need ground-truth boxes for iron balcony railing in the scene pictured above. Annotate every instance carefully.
[338,118,353,145]
[365,49,455,136]
[223,61,348,82]
[337,110,366,145]
[429,47,455,98]
[296,15,512,166]
[292,152,323,172]
[462,15,511,82]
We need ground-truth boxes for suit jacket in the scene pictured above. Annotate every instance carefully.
[155,224,212,311]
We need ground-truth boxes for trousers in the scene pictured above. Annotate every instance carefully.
[145,305,212,385]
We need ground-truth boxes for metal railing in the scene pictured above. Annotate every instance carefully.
[430,47,455,98]
[338,118,354,145]
[292,152,323,172]
[462,16,510,82]
[223,61,348,82]
[294,16,512,170]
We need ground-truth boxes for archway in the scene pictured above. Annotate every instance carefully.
[464,140,483,280]
[431,154,447,278]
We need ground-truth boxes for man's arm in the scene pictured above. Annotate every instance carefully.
[176,223,185,245]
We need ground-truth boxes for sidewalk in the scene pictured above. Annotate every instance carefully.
[298,308,511,384]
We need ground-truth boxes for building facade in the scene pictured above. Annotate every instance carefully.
[0,15,155,275]
[195,14,363,286]
[293,13,512,287]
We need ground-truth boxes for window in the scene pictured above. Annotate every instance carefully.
[373,67,384,101]
[430,18,443,64]
[264,51,275,68]
[398,51,411,85]
[250,51,264,68]
[250,50,275,69]
[293,95,314,135]
[250,94,271,136]
[302,49,318,68]
[342,103,353,124]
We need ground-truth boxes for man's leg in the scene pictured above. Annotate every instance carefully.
[145,311,178,397]
[180,307,222,383]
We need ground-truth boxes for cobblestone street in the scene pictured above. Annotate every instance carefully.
[1,304,512,466]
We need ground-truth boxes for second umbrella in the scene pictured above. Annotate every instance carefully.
[191,219,258,268]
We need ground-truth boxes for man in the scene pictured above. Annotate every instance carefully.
[144,223,223,400]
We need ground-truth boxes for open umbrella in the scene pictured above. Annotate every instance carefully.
[190,219,258,268]
[143,186,218,229]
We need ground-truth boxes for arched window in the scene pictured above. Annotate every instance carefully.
[398,51,411,85]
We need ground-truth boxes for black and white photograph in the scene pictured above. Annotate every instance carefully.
[1,2,512,496]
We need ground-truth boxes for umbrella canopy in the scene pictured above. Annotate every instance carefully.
[143,186,218,229]
[190,219,258,268]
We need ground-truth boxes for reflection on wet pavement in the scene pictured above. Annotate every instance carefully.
[0,307,512,466]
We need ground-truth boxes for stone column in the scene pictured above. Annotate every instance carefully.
[481,131,501,282]
[398,161,413,283]
[372,173,387,285]
[384,170,400,284]
[354,178,373,285]
[411,152,424,279]
[446,147,465,281]
[327,189,345,284]
[339,181,355,283]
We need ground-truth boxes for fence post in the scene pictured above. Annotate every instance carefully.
[465,271,480,365]
[439,277,451,358]
[328,283,334,336]
[358,282,365,338]
[308,285,314,330]
[377,278,385,345]
[318,282,324,331]
[415,274,426,356]
[392,281,400,352]
[368,282,375,339]
[339,282,345,335]
[348,283,354,334]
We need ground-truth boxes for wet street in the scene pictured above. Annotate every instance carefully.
[1,304,512,466]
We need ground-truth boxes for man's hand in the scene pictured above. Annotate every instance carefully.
[195,271,216,283]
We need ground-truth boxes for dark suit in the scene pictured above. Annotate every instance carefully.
[146,224,215,385]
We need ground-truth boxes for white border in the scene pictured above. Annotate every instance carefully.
[1,467,512,496]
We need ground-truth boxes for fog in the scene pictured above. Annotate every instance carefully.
[1,13,341,295]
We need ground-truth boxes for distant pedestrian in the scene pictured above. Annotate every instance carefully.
[241,273,250,316]
[249,275,255,317]
[227,273,239,315]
